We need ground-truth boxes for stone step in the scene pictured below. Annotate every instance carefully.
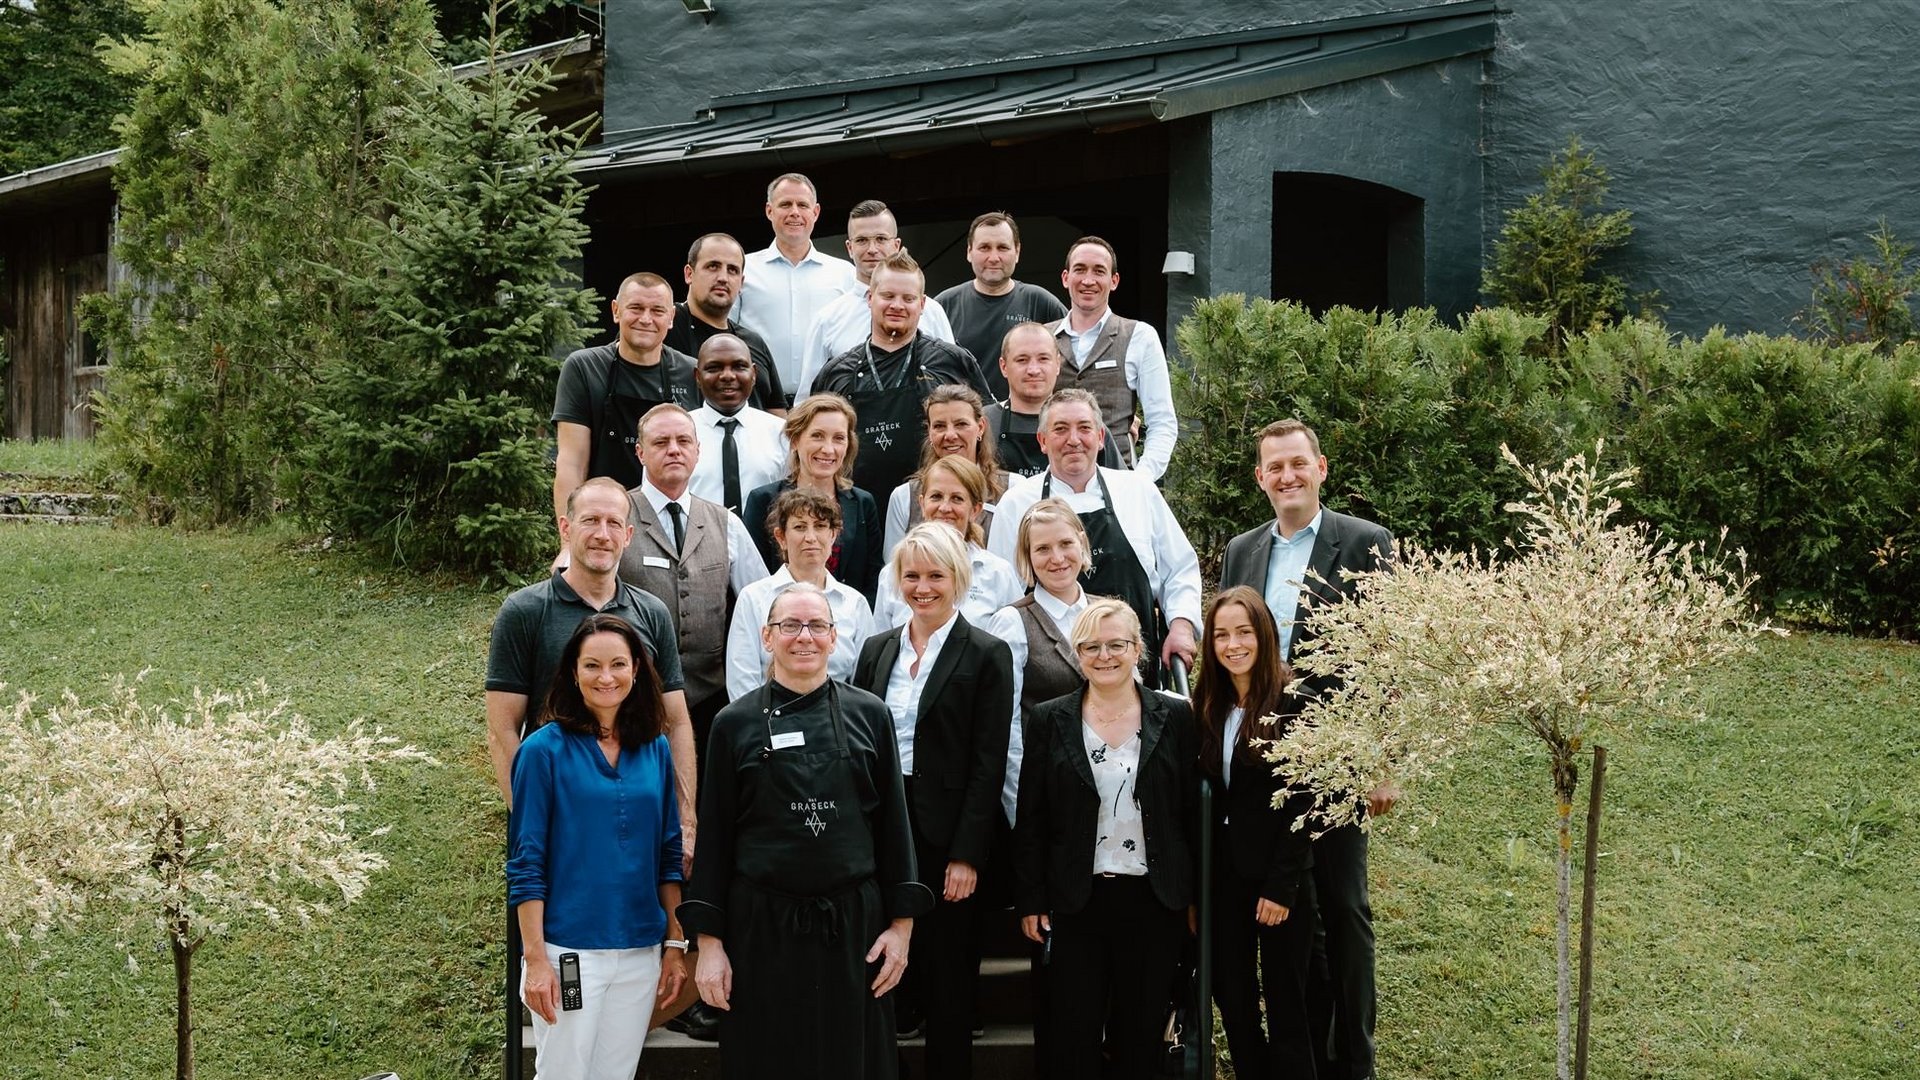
[0,512,113,526]
[0,490,119,520]
[516,1022,1039,1080]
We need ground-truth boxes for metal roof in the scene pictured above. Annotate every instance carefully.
[578,1,1496,180]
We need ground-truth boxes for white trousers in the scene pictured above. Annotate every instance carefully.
[523,942,662,1080]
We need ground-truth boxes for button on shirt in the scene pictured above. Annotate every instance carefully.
[884,609,960,776]
[733,243,859,392]
[1055,307,1179,481]
[688,403,788,510]
[1264,509,1322,660]
[639,481,770,593]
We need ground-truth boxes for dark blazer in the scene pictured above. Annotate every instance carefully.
[853,615,1014,868]
[1014,685,1199,916]
[1207,704,1315,909]
[1220,507,1393,676]
[743,477,885,604]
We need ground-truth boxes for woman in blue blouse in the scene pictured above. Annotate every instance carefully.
[508,613,689,1079]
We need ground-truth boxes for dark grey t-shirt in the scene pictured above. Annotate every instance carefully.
[552,343,702,488]
[933,280,1067,401]
[486,571,686,732]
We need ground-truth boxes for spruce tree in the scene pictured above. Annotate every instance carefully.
[304,17,597,574]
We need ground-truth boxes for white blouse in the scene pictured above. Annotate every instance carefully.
[1086,723,1148,877]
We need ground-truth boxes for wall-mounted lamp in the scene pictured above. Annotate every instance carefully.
[1162,251,1196,275]
[681,0,716,23]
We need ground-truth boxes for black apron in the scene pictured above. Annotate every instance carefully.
[1043,470,1163,677]
[721,681,897,1080]
[843,339,926,501]
[588,355,678,490]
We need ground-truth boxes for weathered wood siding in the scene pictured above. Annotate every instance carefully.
[2,198,112,440]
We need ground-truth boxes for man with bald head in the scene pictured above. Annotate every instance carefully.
[985,321,1120,478]
[552,271,702,554]
[688,334,788,517]
[668,232,787,415]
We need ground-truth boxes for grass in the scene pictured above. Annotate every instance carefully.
[1,522,1917,1079]
[0,438,102,485]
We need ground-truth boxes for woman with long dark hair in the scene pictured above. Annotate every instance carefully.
[1193,586,1318,1079]
[508,613,688,1080]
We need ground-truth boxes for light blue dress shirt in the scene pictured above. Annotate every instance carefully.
[1263,508,1322,660]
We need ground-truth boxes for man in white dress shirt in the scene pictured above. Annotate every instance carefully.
[792,199,957,398]
[1047,237,1179,480]
[687,334,788,518]
[987,389,1200,670]
[618,404,771,758]
[733,174,858,401]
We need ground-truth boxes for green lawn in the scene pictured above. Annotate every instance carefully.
[1,523,1915,1079]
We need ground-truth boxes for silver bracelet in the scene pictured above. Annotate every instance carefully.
[662,938,690,951]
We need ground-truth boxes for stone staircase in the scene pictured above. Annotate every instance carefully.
[511,912,1042,1080]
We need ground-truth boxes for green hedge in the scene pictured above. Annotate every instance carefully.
[1170,297,1920,636]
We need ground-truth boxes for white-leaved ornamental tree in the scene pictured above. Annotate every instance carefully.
[0,677,434,1080]
[1265,442,1779,1080]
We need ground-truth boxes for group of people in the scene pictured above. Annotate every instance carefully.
[491,171,1397,1080]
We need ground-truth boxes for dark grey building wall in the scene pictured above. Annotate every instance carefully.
[1166,55,1486,332]
[1488,2,1920,336]
[606,0,1416,135]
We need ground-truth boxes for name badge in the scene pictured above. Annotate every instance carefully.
[771,731,806,750]
[1094,359,1119,370]
[643,556,671,568]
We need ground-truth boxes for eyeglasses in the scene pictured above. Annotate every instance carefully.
[1075,639,1139,659]
[769,619,836,638]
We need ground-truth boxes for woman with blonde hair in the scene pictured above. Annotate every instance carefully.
[853,522,1015,1076]
[742,392,885,602]
[1013,597,1197,1080]
[872,455,1020,627]
[882,384,1011,555]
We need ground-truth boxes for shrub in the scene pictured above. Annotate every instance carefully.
[1796,220,1920,351]
[1483,137,1637,354]
[1169,296,1567,576]
[1169,299,1920,636]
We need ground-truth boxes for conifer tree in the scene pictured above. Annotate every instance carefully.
[304,11,597,574]
[82,0,436,522]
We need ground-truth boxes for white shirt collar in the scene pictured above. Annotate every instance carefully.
[1271,507,1324,545]
[1033,585,1087,622]
[771,563,850,600]
[915,608,962,653]
[641,479,688,520]
[756,241,825,267]
[1066,307,1112,339]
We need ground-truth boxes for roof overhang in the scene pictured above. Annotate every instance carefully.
[0,36,602,218]
[577,0,1496,181]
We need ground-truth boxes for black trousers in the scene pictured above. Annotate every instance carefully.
[1308,823,1374,1080]
[902,790,980,1080]
[1047,875,1184,1080]
[1211,836,1319,1080]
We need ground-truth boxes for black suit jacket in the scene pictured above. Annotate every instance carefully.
[1013,685,1199,916]
[853,615,1014,868]
[1209,704,1315,909]
[1219,508,1393,680]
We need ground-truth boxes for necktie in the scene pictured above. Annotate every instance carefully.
[718,417,742,514]
[665,501,685,553]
